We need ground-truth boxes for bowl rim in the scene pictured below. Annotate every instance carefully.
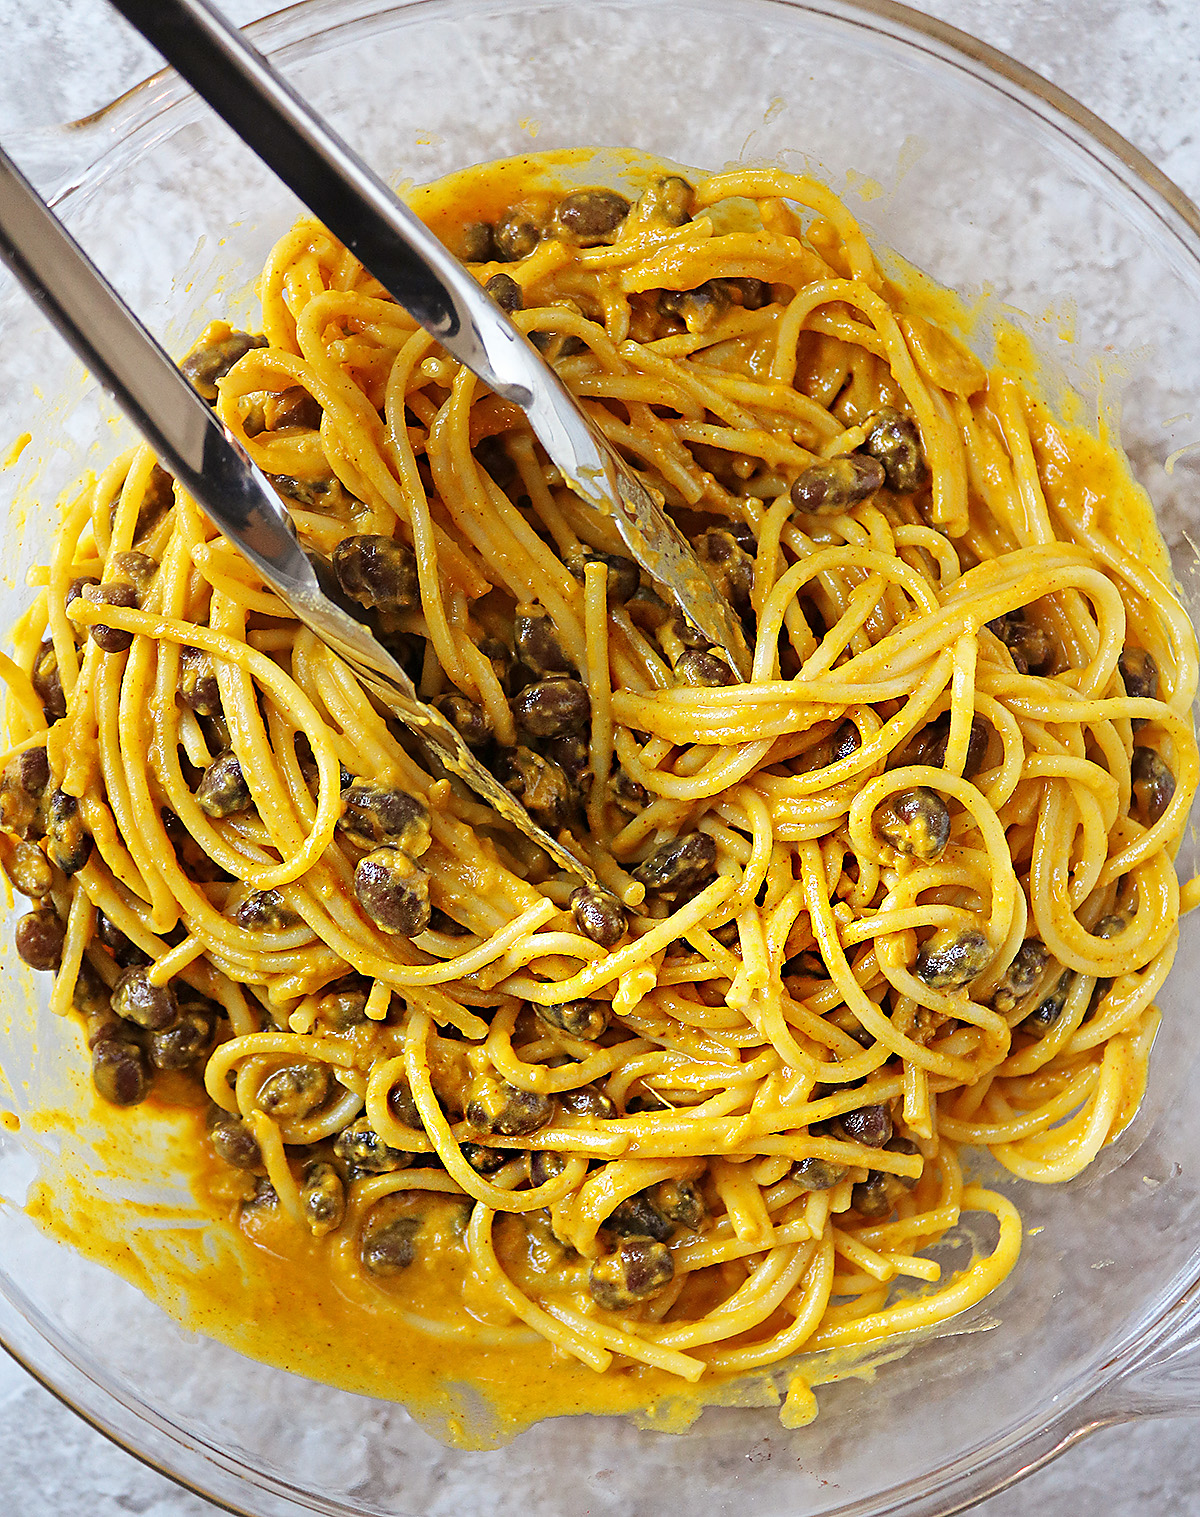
[3,2,1200,1515]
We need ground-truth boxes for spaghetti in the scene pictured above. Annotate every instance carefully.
[2,150,1196,1422]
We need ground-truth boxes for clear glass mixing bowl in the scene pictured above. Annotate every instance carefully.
[1,3,1198,1514]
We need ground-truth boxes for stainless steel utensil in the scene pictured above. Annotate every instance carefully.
[110,0,753,682]
[0,145,611,889]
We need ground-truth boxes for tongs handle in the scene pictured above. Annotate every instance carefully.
[108,0,752,681]
[111,0,543,409]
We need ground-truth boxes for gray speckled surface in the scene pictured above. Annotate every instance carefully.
[1,1,1199,1513]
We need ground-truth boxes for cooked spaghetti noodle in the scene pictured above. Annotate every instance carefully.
[2,150,1196,1424]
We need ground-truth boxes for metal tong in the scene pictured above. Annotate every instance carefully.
[0,0,750,886]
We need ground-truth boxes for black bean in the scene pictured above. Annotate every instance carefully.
[851,1175,894,1219]
[267,472,354,512]
[914,927,994,988]
[531,330,590,365]
[612,768,650,815]
[694,527,755,617]
[874,786,951,861]
[658,282,732,334]
[801,720,862,773]
[8,841,52,899]
[478,636,515,695]
[436,692,494,748]
[570,884,627,949]
[339,783,431,855]
[263,386,322,431]
[31,640,66,722]
[113,968,178,1030]
[82,580,139,652]
[257,1062,332,1120]
[0,748,49,840]
[73,961,111,1019]
[1094,914,1126,940]
[988,610,1054,676]
[495,203,551,261]
[553,188,631,246]
[791,1157,849,1191]
[589,1235,674,1308]
[862,408,928,493]
[514,610,572,675]
[670,606,713,650]
[633,831,717,900]
[302,1161,345,1237]
[1119,646,1159,703]
[92,1037,152,1106]
[459,221,496,262]
[498,746,574,829]
[990,939,1049,1014]
[129,464,174,540]
[17,745,49,796]
[717,276,773,310]
[653,1178,707,1231]
[556,1084,617,1120]
[387,1078,422,1128]
[333,533,420,615]
[526,1149,566,1188]
[196,751,251,819]
[108,551,157,603]
[233,889,297,932]
[1131,746,1175,824]
[210,1114,262,1169]
[15,908,64,970]
[466,1076,555,1138]
[790,455,885,516]
[246,1178,279,1211]
[354,846,432,936]
[318,979,370,1031]
[149,1007,215,1070]
[362,1214,420,1275]
[180,329,266,401]
[1024,972,1072,1037]
[461,1141,509,1174]
[830,1103,893,1148]
[45,787,91,875]
[603,1192,673,1243]
[512,676,591,739]
[675,649,736,687]
[177,646,221,716]
[545,732,591,789]
[569,551,641,606]
[534,997,610,1040]
[902,712,992,779]
[333,1116,411,1174]
[96,911,148,968]
[65,575,99,610]
[638,174,694,226]
[84,1010,122,1052]
[485,271,523,314]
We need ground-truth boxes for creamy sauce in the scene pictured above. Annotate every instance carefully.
[10,147,1176,1447]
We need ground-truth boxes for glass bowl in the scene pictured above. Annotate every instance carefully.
[1,2,1199,1514]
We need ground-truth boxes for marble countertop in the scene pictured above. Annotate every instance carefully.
[1,1,1198,1513]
